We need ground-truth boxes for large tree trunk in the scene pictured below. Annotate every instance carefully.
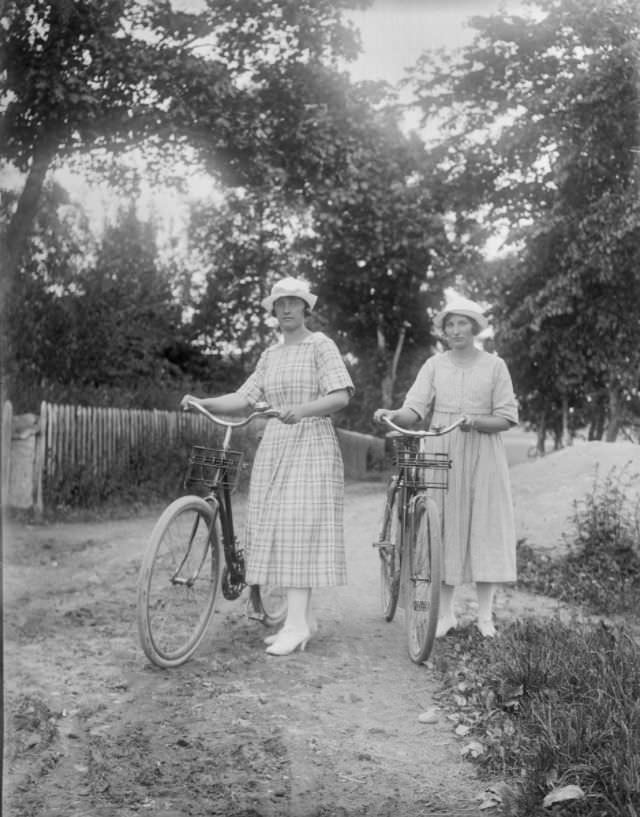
[1,138,57,319]
[379,322,408,409]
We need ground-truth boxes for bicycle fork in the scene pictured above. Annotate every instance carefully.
[171,512,210,588]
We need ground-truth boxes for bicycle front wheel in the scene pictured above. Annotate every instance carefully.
[405,496,442,664]
[378,478,401,622]
[137,495,222,668]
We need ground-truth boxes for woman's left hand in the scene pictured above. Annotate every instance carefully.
[278,405,306,424]
[459,416,475,432]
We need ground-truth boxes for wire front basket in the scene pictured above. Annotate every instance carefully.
[184,446,243,492]
[392,439,451,490]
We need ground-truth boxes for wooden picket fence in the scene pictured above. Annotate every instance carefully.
[10,401,236,513]
[3,400,385,513]
[40,401,217,482]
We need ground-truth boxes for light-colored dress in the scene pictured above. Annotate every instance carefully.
[402,350,518,584]
[237,332,354,587]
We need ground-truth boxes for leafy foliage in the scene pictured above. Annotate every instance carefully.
[0,0,370,346]
[407,0,640,440]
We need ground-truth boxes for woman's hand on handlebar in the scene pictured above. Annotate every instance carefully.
[180,394,200,411]
[278,405,304,424]
[458,416,473,432]
[373,408,395,425]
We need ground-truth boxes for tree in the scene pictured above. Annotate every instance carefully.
[0,0,368,350]
[407,0,640,440]
[187,187,299,375]
[307,91,454,424]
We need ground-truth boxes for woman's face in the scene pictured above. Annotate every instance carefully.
[273,296,307,330]
[443,313,476,349]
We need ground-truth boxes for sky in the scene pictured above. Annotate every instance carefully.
[346,0,527,84]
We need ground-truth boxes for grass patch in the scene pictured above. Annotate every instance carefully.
[433,619,640,815]
[517,463,640,615]
[431,463,640,813]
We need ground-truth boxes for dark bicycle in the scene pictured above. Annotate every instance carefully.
[136,399,287,668]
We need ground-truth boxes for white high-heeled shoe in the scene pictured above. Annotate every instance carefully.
[435,614,458,638]
[264,614,318,646]
[265,627,311,656]
[477,618,496,638]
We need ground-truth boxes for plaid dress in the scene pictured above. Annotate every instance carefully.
[402,351,518,585]
[236,332,354,587]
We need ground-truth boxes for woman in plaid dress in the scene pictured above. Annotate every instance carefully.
[182,277,354,656]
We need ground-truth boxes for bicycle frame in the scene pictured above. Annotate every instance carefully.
[373,414,467,652]
[182,398,279,600]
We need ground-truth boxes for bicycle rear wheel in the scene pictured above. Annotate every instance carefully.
[137,495,221,668]
[377,478,401,622]
[251,585,287,627]
[405,495,442,664]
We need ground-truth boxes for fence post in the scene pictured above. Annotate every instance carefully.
[1,400,13,511]
[33,401,47,517]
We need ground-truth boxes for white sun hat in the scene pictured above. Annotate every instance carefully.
[433,293,489,332]
[261,276,318,312]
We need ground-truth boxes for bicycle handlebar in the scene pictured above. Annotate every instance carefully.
[183,397,280,428]
[381,415,467,437]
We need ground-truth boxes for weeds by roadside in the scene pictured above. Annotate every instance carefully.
[517,463,640,616]
[433,619,640,816]
[431,463,640,815]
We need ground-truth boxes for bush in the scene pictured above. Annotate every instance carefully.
[433,619,640,816]
[517,464,640,615]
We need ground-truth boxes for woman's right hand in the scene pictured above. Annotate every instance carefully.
[180,394,200,411]
[373,408,395,424]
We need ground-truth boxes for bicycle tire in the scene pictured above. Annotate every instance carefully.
[378,478,401,622]
[137,495,221,668]
[405,495,442,664]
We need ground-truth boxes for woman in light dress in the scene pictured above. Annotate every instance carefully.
[374,295,518,637]
[182,277,354,656]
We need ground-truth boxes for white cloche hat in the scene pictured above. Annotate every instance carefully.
[261,277,318,312]
[433,293,489,333]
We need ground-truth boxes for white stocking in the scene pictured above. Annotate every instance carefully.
[476,582,496,637]
[283,587,311,633]
[436,584,457,637]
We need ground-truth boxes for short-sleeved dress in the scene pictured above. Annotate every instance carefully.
[402,350,518,585]
[236,332,354,587]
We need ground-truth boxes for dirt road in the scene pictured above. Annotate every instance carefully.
[3,480,498,817]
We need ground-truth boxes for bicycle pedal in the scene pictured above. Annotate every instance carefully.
[245,597,266,622]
